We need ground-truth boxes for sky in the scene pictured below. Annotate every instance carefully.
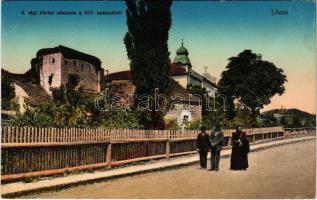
[1,1,316,114]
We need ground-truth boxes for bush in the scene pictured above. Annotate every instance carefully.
[185,119,202,130]
[164,118,181,130]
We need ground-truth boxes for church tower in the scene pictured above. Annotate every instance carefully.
[173,39,192,71]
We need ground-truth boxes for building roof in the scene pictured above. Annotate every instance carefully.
[105,64,187,81]
[15,82,49,107]
[2,69,49,107]
[2,69,34,83]
[169,63,187,76]
[176,45,189,56]
[173,54,191,65]
[189,69,218,88]
[169,79,200,102]
[35,45,102,70]
[109,79,200,109]
[105,70,132,81]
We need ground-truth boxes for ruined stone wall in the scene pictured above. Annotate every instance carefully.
[39,53,62,94]
[61,57,102,93]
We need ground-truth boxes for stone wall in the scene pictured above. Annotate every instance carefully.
[39,53,62,94]
[61,57,102,93]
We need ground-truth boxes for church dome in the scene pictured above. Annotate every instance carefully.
[176,45,188,55]
[173,39,191,66]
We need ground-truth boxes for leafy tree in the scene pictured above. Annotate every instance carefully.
[2,78,15,100]
[187,85,229,130]
[291,115,302,128]
[280,115,288,127]
[164,118,181,130]
[185,119,202,130]
[231,104,253,128]
[218,50,287,126]
[1,78,18,110]
[124,0,172,129]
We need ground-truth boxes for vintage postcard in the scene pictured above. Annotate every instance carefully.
[1,0,316,199]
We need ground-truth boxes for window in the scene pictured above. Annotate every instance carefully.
[81,64,84,71]
[74,60,77,66]
[182,115,189,124]
[48,74,54,86]
[64,60,68,65]
[52,58,55,64]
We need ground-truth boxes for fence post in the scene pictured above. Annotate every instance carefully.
[106,143,112,167]
[166,131,170,159]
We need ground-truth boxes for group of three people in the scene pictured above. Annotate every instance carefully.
[196,125,250,171]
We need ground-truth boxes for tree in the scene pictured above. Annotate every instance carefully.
[124,0,172,129]
[218,50,287,126]
[1,78,16,110]
[291,115,301,128]
[280,115,288,127]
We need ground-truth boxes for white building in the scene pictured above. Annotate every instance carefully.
[171,41,217,97]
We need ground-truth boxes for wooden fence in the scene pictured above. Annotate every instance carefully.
[1,126,315,182]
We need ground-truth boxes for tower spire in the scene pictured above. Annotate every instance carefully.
[181,38,184,46]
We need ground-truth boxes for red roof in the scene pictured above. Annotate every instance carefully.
[169,63,187,76]
[105,64,186,81]
[104,70,132,81]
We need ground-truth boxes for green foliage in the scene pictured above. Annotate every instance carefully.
[164,118,181,130]
[261,108,316,128]
[1,78,15,99]
[291,115,302,128]
[1,78,18,110]
[124,0,172,129]
[280,116,287,127]
[218,50,287,125]
[185,119,202,130]
[231,104,253,128]
[9,75,141,129]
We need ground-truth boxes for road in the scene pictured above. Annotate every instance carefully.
[26,140,316,199]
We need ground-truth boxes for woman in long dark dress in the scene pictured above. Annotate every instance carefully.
[230,125,250,170]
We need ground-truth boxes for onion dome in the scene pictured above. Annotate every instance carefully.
[173,39,190,66]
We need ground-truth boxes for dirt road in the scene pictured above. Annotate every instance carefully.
[26,140,316,199]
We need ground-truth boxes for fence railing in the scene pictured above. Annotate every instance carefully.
[1,126,315,182]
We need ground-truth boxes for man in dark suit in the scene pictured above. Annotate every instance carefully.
[196,126,209,169]
[209,124,224,171]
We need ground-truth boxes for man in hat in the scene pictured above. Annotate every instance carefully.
[209,124,224,171]
[196,125,209,169]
